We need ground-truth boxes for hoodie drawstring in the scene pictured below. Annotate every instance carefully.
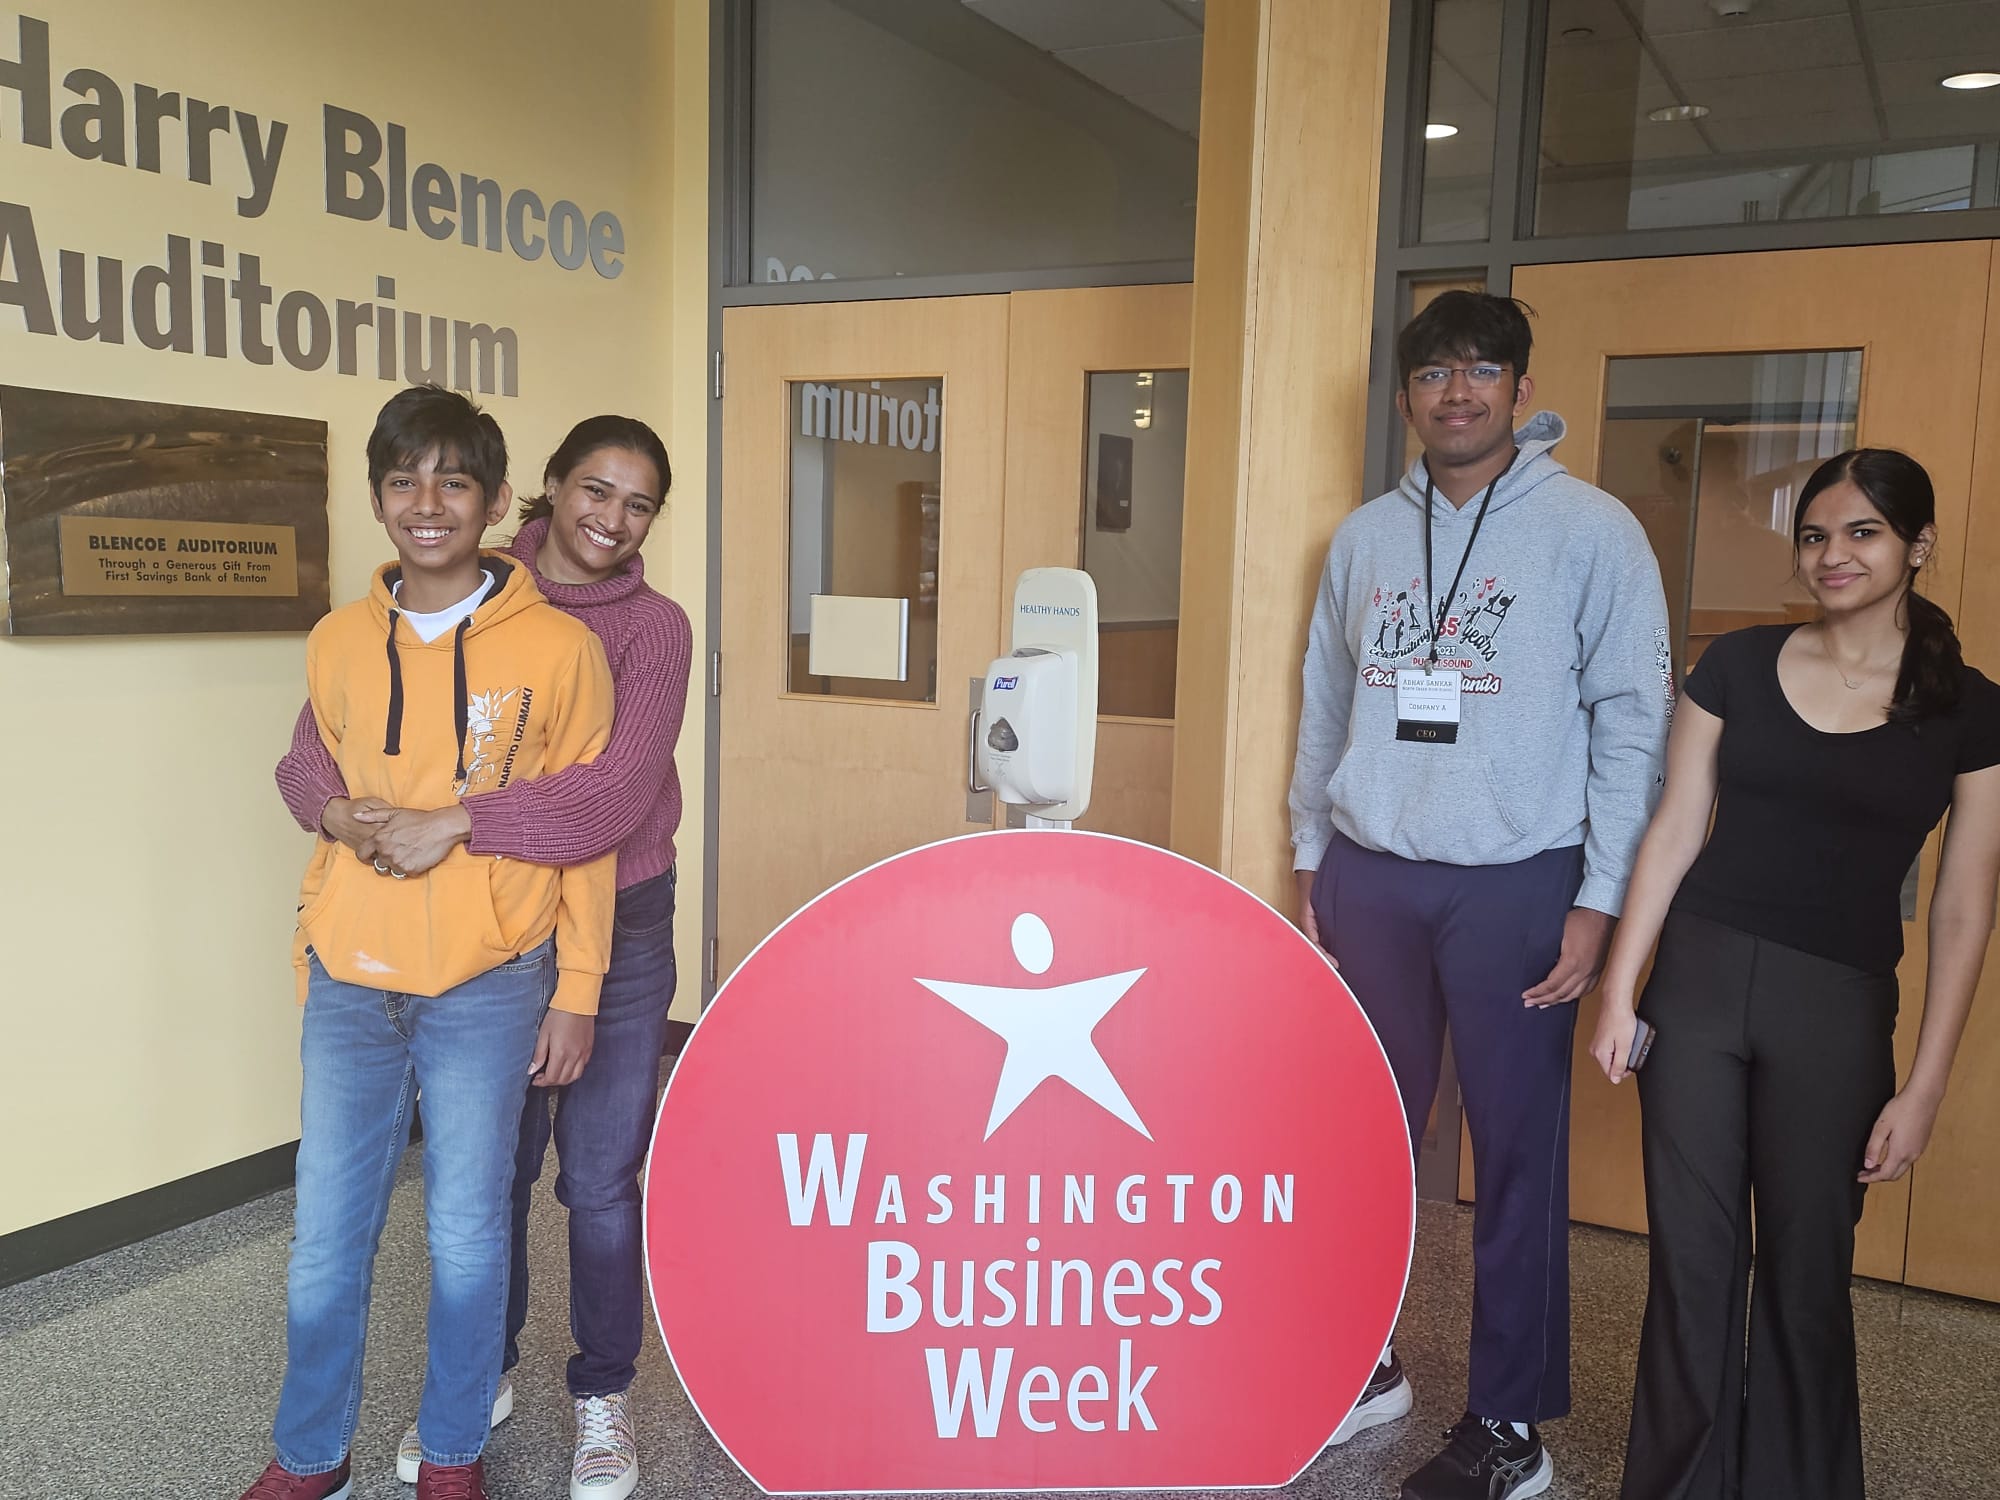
[383,611,405,756]
[451,616,472,788]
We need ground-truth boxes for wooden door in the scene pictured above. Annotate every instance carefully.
[717,297,1009,973]
[1489,244,1991,1283]
[718,287,1196,977]
[1002,285,1193,845]
[1904,246,2000,1301]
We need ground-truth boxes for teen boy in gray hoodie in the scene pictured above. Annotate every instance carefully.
[1291,292,1671,1500]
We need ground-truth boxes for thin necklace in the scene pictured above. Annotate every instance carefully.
[1820,627,1889,691]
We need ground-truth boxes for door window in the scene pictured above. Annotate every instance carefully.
[1081,368,1189,719]
[787,377,943,702]
[1601,349,1860,678]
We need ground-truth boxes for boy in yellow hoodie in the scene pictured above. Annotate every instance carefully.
[241,387,616,1500]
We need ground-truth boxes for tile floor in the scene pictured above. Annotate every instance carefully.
[3,1165,1994,1498]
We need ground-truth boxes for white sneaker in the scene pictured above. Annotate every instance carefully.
[394,1376,514,1483]
[570,1391,639,1500]
[1327,1353,1413,1446]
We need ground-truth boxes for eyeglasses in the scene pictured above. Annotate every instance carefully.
[1409,363,1509,389]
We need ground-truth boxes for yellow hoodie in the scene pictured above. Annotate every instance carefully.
[292,555,617,1014]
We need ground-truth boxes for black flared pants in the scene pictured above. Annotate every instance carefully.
[1621,911,1897,1500]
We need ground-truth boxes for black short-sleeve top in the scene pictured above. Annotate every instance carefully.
[1672,624,2000,974]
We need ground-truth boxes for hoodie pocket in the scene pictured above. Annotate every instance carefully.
[1479,753,1550,842]
[299,851,511,996]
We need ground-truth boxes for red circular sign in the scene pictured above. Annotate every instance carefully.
[646,832,1412,1492]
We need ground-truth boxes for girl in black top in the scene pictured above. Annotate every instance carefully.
[1589,449,2000,1500]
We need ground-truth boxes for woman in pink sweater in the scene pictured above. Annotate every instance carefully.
[276,415,691,1500]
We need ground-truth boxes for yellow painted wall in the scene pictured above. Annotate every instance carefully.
[0,0,709,1236]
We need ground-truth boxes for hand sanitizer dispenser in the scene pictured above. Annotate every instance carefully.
[975,569,1098,824]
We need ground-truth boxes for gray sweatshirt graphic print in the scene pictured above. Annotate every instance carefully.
[1287,411,1672,916]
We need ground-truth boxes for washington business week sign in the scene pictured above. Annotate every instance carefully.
[646,832,1415,1493]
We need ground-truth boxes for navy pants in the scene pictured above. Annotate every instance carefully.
[503,868,678,1398]
[1312,833,1583,1423]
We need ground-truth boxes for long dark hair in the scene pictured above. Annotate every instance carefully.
[515,414,672,525]
[1793,448,1961,723]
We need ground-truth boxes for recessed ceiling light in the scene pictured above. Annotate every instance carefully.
[1941,72,2000,90]
[1561,26,1595,40]
[1648,103,1711,122]
[1425,123,1459,140]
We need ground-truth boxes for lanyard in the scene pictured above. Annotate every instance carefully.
[1422,447,1517,667]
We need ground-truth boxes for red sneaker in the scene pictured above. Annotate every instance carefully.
[239,1457,352,1500]
[417,1459,488,1499]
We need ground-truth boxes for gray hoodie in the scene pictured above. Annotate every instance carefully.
[1287,411,1672,916]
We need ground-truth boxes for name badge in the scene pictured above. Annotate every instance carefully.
[1395,667,1462,744]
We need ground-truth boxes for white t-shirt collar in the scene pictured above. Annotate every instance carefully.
[393,569,496,644]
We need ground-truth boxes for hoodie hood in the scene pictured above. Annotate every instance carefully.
[363,553,541,783]
[365,553,536,638]
[1399,410,1570,520]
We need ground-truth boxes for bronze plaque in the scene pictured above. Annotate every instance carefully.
[58,518,301,598]
[0,386,329,636]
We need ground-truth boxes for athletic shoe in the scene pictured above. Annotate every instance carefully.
[1401,1414,1553,1500]
[1327,1351,1414,1445]
[395,1377,515,1483]
[571,1391,640,1500]
[239,1457,352,1500]
[416,1460,486,1499]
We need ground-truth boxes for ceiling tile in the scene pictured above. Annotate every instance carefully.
[1059,35,1204,97]
[1126,88,1202,137]
[1544,36,1651,96]
[961,0,1195,54]
[1859,2,2000,65]
[1876,57,2000,119]
[1431,0,1505,66]
[1859,0,2000,12]
[1546,0,1638,45]
[1702,109,1887,151]
[1628,0,1847,39]
[1649,15,1863,81]
[1884,98,2000,137]
[1690,64,1871,120]
[1542,90,1687,163]
[1427,61,1499,124]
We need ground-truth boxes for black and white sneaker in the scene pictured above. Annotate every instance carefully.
[1400,1414,1552,1500]
[1326,1352,1413,1446]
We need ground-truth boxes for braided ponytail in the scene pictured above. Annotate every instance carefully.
[1894,588,1964,724]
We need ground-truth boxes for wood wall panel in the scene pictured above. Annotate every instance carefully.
[1905,245,2000,1302]
[1174,0,1393,912]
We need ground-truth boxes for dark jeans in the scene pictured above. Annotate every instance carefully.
[1312,833,1584,1424]
[504,869,677,1398]
[1622,912,1896,1500]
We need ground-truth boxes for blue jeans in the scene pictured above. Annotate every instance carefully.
[505,869,677,1397]
[273,943,552,1473]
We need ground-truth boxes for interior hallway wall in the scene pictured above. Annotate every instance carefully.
[0,0,709,1237]
[1172,0,1392,911]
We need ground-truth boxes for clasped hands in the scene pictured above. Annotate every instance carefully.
[316,795,593,1087]
[321,796,473,879]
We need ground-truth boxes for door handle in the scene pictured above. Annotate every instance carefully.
[968,708,989,794]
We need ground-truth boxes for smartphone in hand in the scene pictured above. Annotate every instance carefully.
[1626,1018,1656,1073]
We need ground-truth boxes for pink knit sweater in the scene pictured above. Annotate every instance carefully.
[275,518,693,888]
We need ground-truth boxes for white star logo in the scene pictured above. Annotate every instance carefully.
[916,912,1152,1141]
